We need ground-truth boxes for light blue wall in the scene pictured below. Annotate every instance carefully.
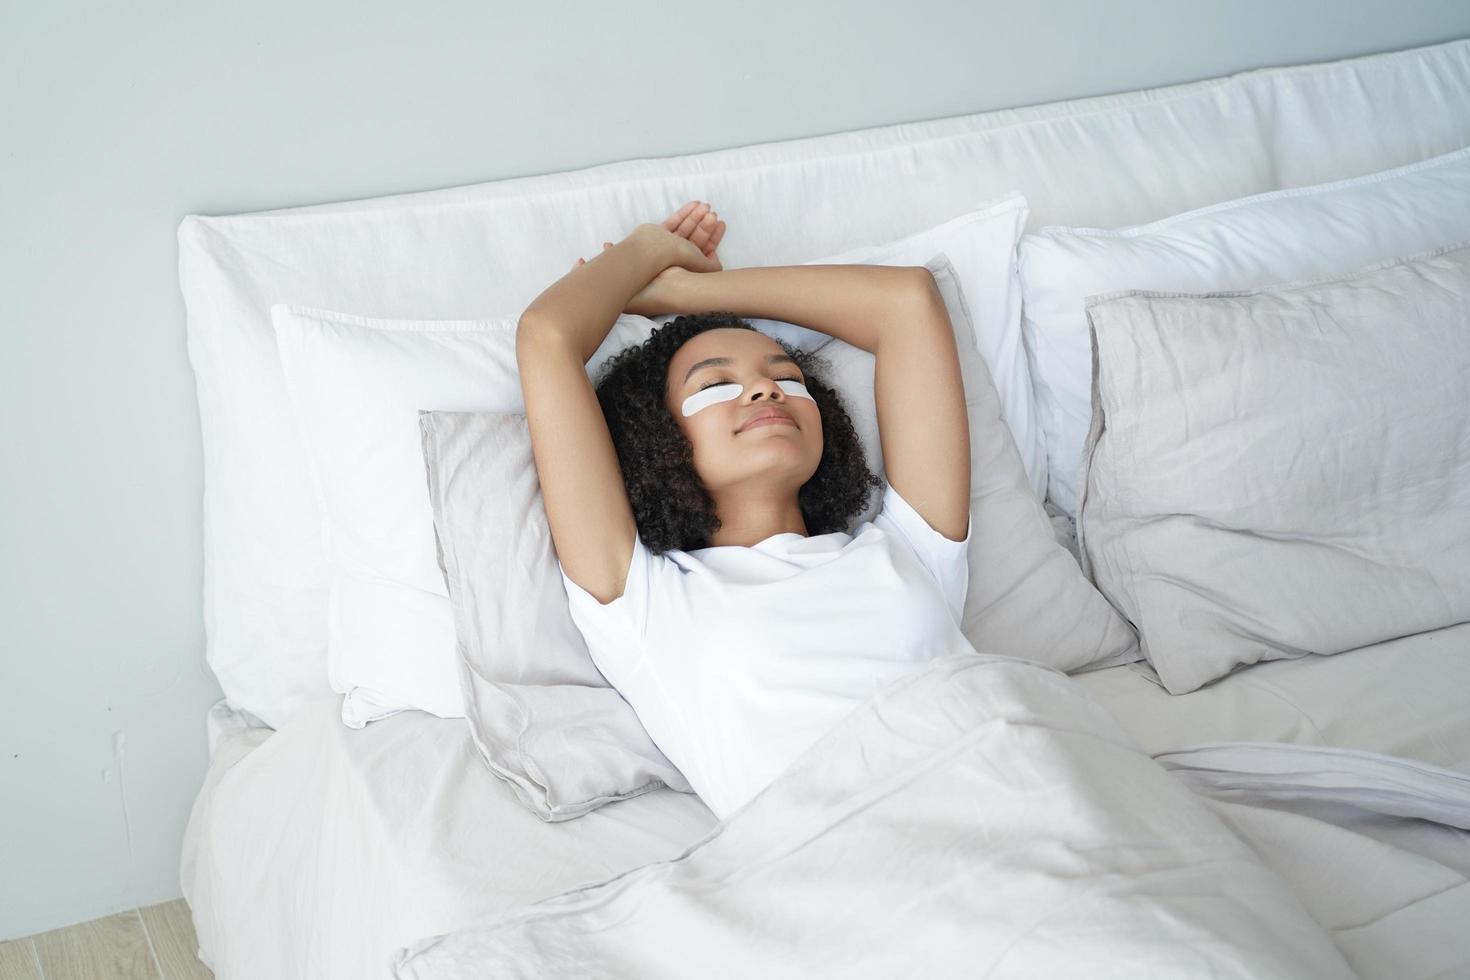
[3,0,1469,940]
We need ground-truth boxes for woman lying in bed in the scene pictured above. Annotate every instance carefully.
[515,200,976,820]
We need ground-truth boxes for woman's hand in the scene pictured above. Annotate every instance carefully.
[652,199,727,269]
[573,200,725,270]
[571,200,726,316]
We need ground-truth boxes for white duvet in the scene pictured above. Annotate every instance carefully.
[392,653,1470,978]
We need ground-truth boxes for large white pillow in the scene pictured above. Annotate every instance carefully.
[1078,242,1470,695]
[1020,145,1470,519]
[273,309,650,727]
[272,198,1052,727]
[273,311,856,730]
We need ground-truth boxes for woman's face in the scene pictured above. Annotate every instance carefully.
[665,328,824,495]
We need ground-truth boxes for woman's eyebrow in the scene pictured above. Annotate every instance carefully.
[682,353,799,385]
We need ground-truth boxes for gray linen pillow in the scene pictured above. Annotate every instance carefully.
[822,254,1139,673]
[1077,241,1470,695]
[419,409,693,821]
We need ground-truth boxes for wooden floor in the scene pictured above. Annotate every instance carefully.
[0,900,212,980]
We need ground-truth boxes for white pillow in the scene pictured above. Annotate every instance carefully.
[271,197,1046,727]
[1078,242,1470,695]
[273,309,653,726]
[818,257,1138,671]
[1020,145,1470,518]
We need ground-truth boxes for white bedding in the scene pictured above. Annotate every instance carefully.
[1073,621,1470,773]
[391,654,1470,979]
[182,622,1470,979]
[181,697,720,980]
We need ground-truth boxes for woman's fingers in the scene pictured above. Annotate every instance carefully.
[578,207,721,272]
[703,219,726,257]
[660,200,726,257]
[672,201,712,240]
[662,200,699,231]
[689,210,721,252]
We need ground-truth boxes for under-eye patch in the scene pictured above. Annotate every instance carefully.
[681,379,814,417]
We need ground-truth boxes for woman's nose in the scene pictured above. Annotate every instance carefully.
[748,380,782,401]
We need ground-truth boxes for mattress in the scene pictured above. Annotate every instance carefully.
[180,619,1470,980]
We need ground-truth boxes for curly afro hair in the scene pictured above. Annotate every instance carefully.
[593,311,882,555]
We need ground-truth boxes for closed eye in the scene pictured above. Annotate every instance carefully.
[697,376,803,392]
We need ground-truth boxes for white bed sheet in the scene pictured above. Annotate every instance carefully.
[1074,621,1470,773]
[181,621,1470,980]
[180,698,719,980]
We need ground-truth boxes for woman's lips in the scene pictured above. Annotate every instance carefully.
[740,415,797,431]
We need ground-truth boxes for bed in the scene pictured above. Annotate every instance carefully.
[178,37,1470,979]
[181,623,1470,978]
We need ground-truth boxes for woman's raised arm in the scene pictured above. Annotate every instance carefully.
[520,203,724,359]
[655,262,922,354]
[514,206,724,603]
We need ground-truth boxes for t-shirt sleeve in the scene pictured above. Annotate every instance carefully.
[557,533,658,684]
[872,481,971,623]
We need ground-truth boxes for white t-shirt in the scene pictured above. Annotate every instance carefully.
[558,481,974,820]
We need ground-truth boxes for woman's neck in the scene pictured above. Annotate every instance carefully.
[706,488,808,547]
